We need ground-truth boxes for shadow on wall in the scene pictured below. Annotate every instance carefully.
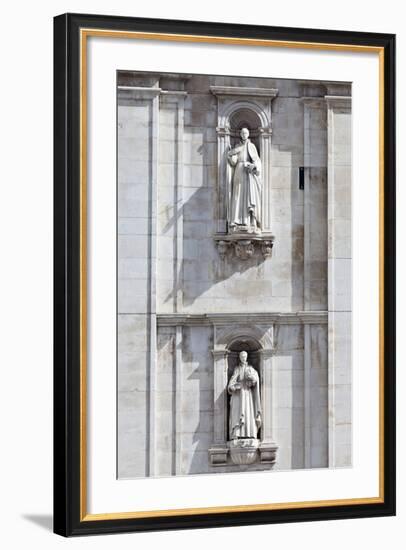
[157,111,309,309]
[273,324,306,470]
[272,93,306,313]
[181,326,214,475]
[160,185,277,308]
[289,349,307,469]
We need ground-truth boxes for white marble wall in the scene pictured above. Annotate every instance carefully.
[117,92,156,478]
[326,90,352,468]
[116,72,351,478]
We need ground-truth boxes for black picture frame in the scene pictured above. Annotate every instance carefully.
[54,12,396,536]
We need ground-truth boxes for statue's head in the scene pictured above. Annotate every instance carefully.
[239,351,248,363]
[240,127,250,141]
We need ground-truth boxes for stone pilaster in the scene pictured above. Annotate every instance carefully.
[208,347,229,465]
[325,90,352,468]
[259,349,278,463]
[302,94,328,468]
[117,81,160,478]
[215,126,231,233]
[158,87,188,313]
[175,325,183,474]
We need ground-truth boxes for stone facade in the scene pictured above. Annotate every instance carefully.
[117,71,352,478]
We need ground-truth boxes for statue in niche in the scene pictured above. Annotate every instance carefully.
[228,351,262,440]
[227,128,262,234]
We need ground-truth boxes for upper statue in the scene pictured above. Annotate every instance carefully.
[228,351,262,440]
[226,128,262,234]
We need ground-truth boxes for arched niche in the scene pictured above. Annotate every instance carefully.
[226,109,263,163]
[226,337,262,441]
[227,337,261,374]
[210,86,278,235]
[220,99,271,134]
[208,323,278,466]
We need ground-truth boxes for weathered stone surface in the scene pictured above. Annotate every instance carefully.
[116,73,352,477]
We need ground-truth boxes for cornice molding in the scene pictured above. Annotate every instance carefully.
[157,311,328,326]
[210,85,278,98]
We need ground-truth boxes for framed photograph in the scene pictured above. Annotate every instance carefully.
[53,13,396,536]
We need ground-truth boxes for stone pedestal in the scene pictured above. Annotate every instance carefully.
[259,441,278,464]
[214,232,275,260]
[229,438,259,465]
[208,444,229,466]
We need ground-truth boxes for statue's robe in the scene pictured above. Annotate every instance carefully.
[228,364,262,440]
[227,139,262,229]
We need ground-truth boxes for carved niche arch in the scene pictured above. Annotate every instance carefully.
[221,100,269,155]
[208,323,278,466]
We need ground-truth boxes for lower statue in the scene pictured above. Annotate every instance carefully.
[228,351,262,440]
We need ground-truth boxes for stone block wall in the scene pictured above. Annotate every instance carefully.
[116,72,351,478]
[117,94,154,478]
